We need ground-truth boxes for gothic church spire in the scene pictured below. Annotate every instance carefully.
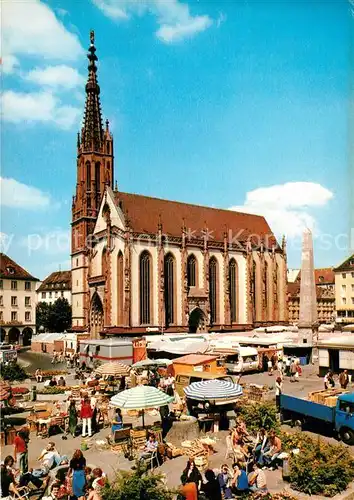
[82,30,104,151]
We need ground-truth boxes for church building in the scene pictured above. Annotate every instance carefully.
[71,33,288,338]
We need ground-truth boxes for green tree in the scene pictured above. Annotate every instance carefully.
[36,301,51,332]
[102,463,174,500]
[50,298,72,332]
[36,298,72,333]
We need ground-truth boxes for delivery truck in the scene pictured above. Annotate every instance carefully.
[280,392,354,445]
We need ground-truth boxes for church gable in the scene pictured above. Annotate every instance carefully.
[93,187,125,234]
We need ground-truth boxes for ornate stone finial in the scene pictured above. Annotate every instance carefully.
[105,119,109,131]
[281,235,287,253]
[114,180,118,192]
[260,240,264,253]
[90,30,95,45]
[77,131,80,148]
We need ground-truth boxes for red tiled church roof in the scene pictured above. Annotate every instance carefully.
[115,191,278,249]
[0,253,38,281]
[37,271,72,292]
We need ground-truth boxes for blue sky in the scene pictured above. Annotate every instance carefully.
[1,0,352,279]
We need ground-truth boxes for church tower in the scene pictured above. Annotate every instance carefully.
[71,31,114,329]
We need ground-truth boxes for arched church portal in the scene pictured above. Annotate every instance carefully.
[90,292,104,339]
[188,307,206,333]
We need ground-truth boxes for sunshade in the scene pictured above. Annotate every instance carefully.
[184,379,243,404]
[110,385,174,426]
[132,358,171,368]
[95,362,130,377]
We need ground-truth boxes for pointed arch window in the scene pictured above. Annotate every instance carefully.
[209,257,219,325]
[252,259,257,321]
[95,162,101,193]
[86,161,91,190]
[229,258,237,323]
[102,247,108,278]
[140,251,152,325]
[264,261,268,320]
[187,255,197,287]
[164,253,175,326]
[117,251,124,325]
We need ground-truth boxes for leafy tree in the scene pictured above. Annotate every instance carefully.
[0,362,27,381]
[50,298,72,332]
[235,400,279,433]
[36,302,51,332]
[102,463,174,500]
[36,298,72,333]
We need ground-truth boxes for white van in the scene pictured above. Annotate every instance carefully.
[224,347,259,373]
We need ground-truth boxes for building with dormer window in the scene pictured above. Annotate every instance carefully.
[0,253,39,345]
[334,255,354,324]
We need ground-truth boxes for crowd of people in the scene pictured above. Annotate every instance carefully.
[1,440,107,500]
[179,418,282,499]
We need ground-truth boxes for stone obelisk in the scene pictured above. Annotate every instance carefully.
[298,228,317,346]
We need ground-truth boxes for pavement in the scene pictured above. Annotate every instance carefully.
[2,352,353,497]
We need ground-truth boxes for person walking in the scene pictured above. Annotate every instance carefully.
[267,358,273,376]
[285,357,291,376]
[68,400,78,437]
[339,370,349,389]
[275,377,283,409]
[69,450,86,500]
[14,430,28,474]
[80,397,93,437]
[90,391,98,434]
[290,360,297,382]
[324,371,335,389]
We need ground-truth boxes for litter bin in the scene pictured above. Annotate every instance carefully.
[31,385,37,402]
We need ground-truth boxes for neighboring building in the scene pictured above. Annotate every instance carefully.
[295,267,335,292]
[287,267,336,324]
[71,32,288,338]
[318,336,354,376]
[37,271,72,305]
[0,253,39,345]
[287,269,300,283]
[334,254,354,324]
[287,282,335,324]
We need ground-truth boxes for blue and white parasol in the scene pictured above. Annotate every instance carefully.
[184,379,243,404]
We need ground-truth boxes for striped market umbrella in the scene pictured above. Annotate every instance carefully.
[132,359,160,368]
[95,362,131,377]
[110,385,174,427]
[184,379,243,405]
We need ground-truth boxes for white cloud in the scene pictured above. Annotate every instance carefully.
[25,65,85,90]
[157,15,212,43]
[2,55,20,74]
[1,90,81,130]
[0,177,51,210]
[1,1,85,130]
[2,0,83,62]
[92,0,213,42]
[91,0,128,19]
[229,182,333,239]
